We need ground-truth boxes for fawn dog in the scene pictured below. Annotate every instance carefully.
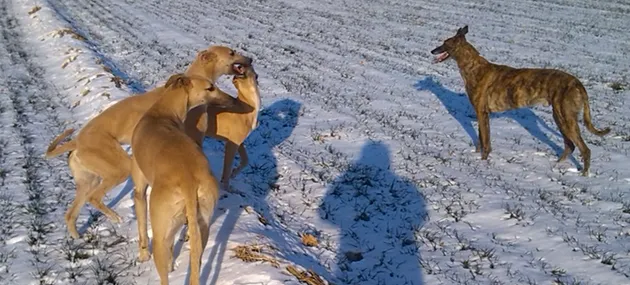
[45,46,251,238]
[431,25,610,176]
[185,62,261,189]
[130,74,221,285]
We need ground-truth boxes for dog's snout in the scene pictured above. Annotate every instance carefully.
[245,56,253,65]
[430,46,444,55]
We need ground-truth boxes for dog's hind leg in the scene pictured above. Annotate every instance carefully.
[131,156,151,262]
[81,143,131,223]
[552,110,575,162]
[198,181,218,260]
[150,194,181,285]
[563,110,591,176]
[64,154,99,238]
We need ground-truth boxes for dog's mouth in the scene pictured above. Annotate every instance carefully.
[232,63,246,75]
[233,66,257,81]
[433,52,450,63]
[430,46,450,63]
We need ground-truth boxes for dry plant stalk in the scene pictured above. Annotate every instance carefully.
[28,6,41,15]
[286,265,327,285]
[53,28,86,41]
[231,244,280,268]
[300,233,319,247]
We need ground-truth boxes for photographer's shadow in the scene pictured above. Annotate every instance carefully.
[319,141,427,284]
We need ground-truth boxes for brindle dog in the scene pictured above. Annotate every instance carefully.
[431,25,610,176]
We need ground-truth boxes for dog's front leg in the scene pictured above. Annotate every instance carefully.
[477,110,492,160]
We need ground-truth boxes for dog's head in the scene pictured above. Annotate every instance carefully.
[165,73,238,110]
[232,64,258,88]
[430,25,468,63]
[196,45,253,77]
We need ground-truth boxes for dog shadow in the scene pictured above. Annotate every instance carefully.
[196,98,304,285]
[319,141,428,284]
[414,76,580,168]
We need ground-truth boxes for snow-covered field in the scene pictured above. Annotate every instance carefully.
[1,0,629,284]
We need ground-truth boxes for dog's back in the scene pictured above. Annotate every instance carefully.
[480,65,584,113]
[133,112,212,187]
[78,86,165,145]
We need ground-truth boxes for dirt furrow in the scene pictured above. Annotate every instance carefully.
[0,0,75,282]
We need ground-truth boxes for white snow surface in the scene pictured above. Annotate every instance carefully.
[0,0,629,284]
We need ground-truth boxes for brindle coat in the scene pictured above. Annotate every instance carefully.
[431,25,610,176]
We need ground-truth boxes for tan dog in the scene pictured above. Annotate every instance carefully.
[431,25,610,176]
[130,74,221,285]
[45,46,251,238]
[185,64,261,190]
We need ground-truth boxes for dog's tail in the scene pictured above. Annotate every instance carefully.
[185,185,203,283]
[45,128,77,159]
[582,99,611,137]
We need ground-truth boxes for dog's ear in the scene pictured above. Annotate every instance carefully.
[198,50,217,62]
[457,25,468,36]
[165,74,192,90]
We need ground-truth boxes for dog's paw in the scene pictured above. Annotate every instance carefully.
[138,251,151,262]
[230,170,239,178]
[220,180,230,190]
[222,185,246,197]
[109,214,123,224]
[68,231,80,239]
[171,260,181,272]
[66,225,80,239]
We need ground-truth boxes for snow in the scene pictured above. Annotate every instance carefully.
[0,0,629,284]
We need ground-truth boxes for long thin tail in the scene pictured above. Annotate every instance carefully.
[583,99,611,136]
[184,187,202,285]
[45,128,77,158]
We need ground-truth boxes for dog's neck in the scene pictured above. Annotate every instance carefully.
[236,80,260,112]
[236,80,261,129]
[185,62,220,83]
[152,88,193,124]
[451,41,489,88]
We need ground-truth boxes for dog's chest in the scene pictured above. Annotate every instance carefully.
[251,114,259,130]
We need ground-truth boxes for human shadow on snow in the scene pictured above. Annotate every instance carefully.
[414,76,580,168]
[319,141,428,285]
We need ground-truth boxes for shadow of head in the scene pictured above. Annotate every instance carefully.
[240,98,302,194]
[253,98,302,148]
[357,140,392,169]
[414,76,472,115]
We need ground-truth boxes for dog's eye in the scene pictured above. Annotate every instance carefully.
[229,50,235,56]
[206,85,215,91]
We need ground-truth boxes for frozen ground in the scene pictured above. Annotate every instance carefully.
[1,0,629,284]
